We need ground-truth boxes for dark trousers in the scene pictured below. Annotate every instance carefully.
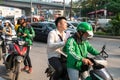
[49,57,63,80]
[24,46,32,67]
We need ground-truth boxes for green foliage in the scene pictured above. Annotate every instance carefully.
[95,31,107,35]
[72,0,109,17]
[109,13,120,36]
[107,0,120,14]
[0,0,3,4]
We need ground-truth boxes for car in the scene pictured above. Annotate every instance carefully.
[67,21,79,28]
[30,21,56,42]
[65,21,79,35]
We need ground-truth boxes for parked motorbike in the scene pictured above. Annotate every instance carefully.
[45,45,113,80]
[3,38,28,80]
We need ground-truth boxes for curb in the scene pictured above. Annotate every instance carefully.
[94,35,120,39]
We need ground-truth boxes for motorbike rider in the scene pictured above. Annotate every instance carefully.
[15,19,21,32]
[47,16,68,80]
[63,22,100,80]
[15,16,26,32]
[17,21,35,73]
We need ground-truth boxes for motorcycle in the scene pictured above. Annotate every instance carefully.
[45,45,113,80]
[3,38,28,80]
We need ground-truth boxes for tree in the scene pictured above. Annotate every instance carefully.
[107,0,120,15]
[72,0,108,17]
[107,0,120,36]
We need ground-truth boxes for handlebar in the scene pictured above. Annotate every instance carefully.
[2,38,28,46]
[100,45,109,58]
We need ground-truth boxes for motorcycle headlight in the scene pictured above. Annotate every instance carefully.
[18,41,25,45]
[16,56,23,63]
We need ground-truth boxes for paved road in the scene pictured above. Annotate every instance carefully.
[0,41,48,80]
[89,37,120,80]
[0,37,120,80]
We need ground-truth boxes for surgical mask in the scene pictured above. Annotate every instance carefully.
[82,36,88,41]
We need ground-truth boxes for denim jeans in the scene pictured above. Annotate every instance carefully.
[67,68,79,80]
[67,68,90,80]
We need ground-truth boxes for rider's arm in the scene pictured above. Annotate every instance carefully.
[27,27,35,39]
[16,26,22,37]
[86,41,100,55]
[47,30,65,49]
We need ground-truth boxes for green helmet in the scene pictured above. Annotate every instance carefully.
[77,22,93,38]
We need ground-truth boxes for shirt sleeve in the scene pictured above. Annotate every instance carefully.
[28,27,35,39]
[86,41,100,55]
[65,38,83,61]
[47,31,65,49]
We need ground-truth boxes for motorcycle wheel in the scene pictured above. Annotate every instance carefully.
[0,47,2,61]
[12,62,21,80]
[49,75,57,80]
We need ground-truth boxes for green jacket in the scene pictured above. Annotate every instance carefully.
[63,37,99,70]
[17,26,35,46]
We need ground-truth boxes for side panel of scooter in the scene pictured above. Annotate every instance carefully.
[90,68,113,80]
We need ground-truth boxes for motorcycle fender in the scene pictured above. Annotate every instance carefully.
[90,68,113,80]
[15,56,23,63]
[4,53,11,61]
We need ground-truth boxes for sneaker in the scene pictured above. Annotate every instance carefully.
[28,67,32,74]
[21,66,29,71]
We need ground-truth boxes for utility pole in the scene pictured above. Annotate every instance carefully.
[70,0,72,20]
[94,0,98,32]
[63,0,65,16]
[30,0,33,23]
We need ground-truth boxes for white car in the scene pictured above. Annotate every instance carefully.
[65,21,79,35]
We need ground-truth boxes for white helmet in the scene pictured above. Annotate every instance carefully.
[4,20,11,23]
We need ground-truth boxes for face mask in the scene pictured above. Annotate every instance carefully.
[82,36,88,41]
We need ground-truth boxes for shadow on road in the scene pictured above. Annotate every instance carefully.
[0,64,11,80]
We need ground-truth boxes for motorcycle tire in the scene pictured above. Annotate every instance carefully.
[12,62,21,80]
[49,76,54,80]
[0,47,2,61]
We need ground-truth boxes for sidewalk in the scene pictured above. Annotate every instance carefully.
[94,35,120,39]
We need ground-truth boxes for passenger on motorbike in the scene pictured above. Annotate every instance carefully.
[63,22,100,80]
[47,16,68,80]
[17,21,34,73]
[15,16,26,32]
[2,20,13,53]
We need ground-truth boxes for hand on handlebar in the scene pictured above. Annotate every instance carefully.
[82,58,93,66]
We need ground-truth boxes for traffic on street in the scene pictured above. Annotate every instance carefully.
[0,0,120,80]
[0,37,119,80]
